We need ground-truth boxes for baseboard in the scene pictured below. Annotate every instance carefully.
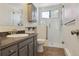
[64,48,71,56]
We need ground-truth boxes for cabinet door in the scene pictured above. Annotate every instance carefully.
[27,3,36,22]
[19,46,28,56]
[10,52,17,56]
[27,4,32,22]
[0,51,1,56]
[28,42,33,56]
[32,4,36,22]
[33,37,37,56]
[2,45,18,56]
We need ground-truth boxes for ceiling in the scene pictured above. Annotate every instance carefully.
[7,3,60,8]
[7,3,24,9]
[33,3,60,8]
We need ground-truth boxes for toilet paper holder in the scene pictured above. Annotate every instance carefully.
[71,30,79,36]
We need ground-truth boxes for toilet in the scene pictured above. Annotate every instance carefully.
[37,39,46,52]
[37,25,47,52]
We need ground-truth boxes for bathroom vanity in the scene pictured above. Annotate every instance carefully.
[0,33,37,56]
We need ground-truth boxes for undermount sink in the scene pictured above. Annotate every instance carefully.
[7,34,29,38]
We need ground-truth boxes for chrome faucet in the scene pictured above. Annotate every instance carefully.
[10,29,17,34]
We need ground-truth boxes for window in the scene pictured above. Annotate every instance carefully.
[41,11,50,18]
[40,10,59,19]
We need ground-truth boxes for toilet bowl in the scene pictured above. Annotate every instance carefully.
[37,39,46,52]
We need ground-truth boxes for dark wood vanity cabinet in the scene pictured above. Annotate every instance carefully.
[28,42,34,56]
[33,36,37,56]
[19,42,34,56]
[10,52,18,56]
[19,41,34,56]
[19,46,28,56]
[19,38,34,56]
[0,51,1,56]
[0,34,37,56]
[1,45,18,56]
[19,36,37,56]
[20,36,37,56]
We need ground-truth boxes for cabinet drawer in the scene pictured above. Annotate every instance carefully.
[2,45,18,56]
[19,38,33,48]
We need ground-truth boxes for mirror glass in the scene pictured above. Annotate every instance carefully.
[0,3,24,26]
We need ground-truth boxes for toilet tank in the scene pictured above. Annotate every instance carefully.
[37,25,47,39]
